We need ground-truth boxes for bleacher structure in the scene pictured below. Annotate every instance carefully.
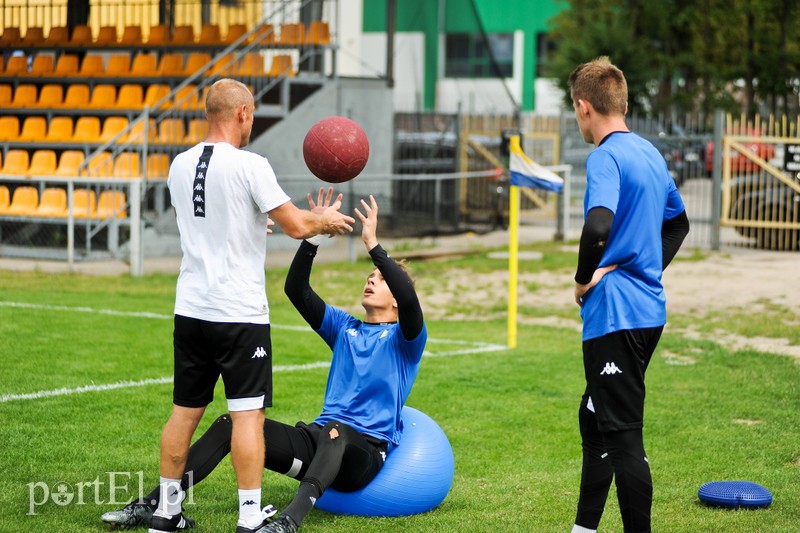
[0,0,336,273]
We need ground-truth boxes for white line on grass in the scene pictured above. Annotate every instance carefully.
[0,301,507,403]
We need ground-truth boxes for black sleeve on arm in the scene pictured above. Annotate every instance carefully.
[662,209,690,270]
[284,240,326,330]
[574,206,615,284]
[369,244,424,341]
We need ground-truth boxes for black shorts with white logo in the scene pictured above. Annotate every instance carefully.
[173,315,272,411]
[582,326,663,432]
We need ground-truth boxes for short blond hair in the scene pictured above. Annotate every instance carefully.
[205,78,253,121]
[568,56,628,116]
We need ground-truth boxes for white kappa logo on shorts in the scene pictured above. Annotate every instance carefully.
[252,347,267,359]
[600,362,622,375]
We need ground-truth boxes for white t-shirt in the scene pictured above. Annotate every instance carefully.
[168,142,291,324]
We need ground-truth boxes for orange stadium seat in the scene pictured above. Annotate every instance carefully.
[43,26,69,46]
[146,153,170,179]
[95,26,118,45]
[29,54,54,76]
[27,150,58,176]
[253,23,275,46]
[68,25,93,45]
[307,21,330,45]
[18,116,48,141]
[54,150,85,177]
[145,24,168,46]
[183,52,211,76]
[0,116,20,141]
[44,116,74,142]
[173,85,201,110]
[99,116,129,143]
[97,190,128,218]
[54,54,80,76]
[157,53,184,76]
[186,118,208,144]
[71,188,97,218]
[278,23,304,46]
[171,25,195,44]
[238,53,265,76]
[120,25,143,45]
[5,54,29,75]
[33,187,68,217]
[155,118,185,144]
[123,118,156,144]
[77,54,105,77]
[21,27,45,46]
[0,84,11,104]
[0,27,22,47]
[0,150,29,175]
[198,24,221,44]
[63,83,91,108]
[88,84,118,109]
[223,23,248,44]
[33,84,63,107]
[0,185,9,211]
[112,152,142,178]
[115,84,143,109]
[81,152,114,177]
[207,54,236,77]
[144,84,170,109]
[3,186,38,215]
[129,53,157,76]
[104,54,131,77]
[72,116,102,142]
[267,54,294,77]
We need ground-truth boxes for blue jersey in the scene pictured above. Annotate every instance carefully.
[313,304,427,447]
[581,132,686,341]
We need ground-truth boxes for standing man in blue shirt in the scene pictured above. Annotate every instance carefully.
[567,57,690,533]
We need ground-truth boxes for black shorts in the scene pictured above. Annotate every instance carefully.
[172,315,272,411]
[582,326,663,432]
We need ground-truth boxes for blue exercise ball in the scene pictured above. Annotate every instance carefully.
[315,406,455,517]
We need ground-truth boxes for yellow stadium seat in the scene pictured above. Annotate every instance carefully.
[155,118,185,144]
[77,54,105,77]
[0,116,20,141]
[278,23,304,46]
[95,26,118,45]
[238,53,265,76]
[27,150,57,176]
[5,54,29,75]
[144,84,170,109]
[63,83,90,108]
[0,27,22,47]
[33,84,63,108]
[72,116,102,142]
[157,53,184,76]
[307,21,330,45]
[113,152,142,178]
[147,153,170,179]
[0,185,9,211]
[198,24,221,44]
[18,116,48,141]
[3,186,38,216]
[174,85,201,110]
[99,116,129,143]
[97,189,127,218]
[33,187,68,217]
[54,54,80,76]
[115,84,143,109]
[253,23,275,46]
[68,24,93,45]
[0,149,29,175]
[129,53,157,76]
[122,118,156,144]
[267,54,294,77]
[81,152,114,177]
[207,54,236,77]
[88,84,118,109]
[223,23,248,44]
[104,54,131,77]
[54,150,85,177]
[44,116,74,142]
[29,54,54,76]
[120,25,143,45]
[22,27,45,46]
[171,25,195,44]
[0,84,11,105]
[183,52,211,76]
[71,188,96,218]
[186,118,208,144]
[43,26,69,46]
[145,24,168,46]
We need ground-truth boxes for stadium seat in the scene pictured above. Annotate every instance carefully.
[28,54,54,76]
[307,21,330,45]
[147,153,170,179]
[157,53,184,76]
[63,83,90,108]
[155,118,185,144]
[54,150,85,176]
[198,23,221,44]
[104,54,131,77]
[54,54,80,76]
[0,116,20,141]
[114,84,143,109]
[43,26,69,46]
[0,83,11,104]
[71,188,96,218]
[223,23,248,44]
[97,189,127,218]
[253,23,276,46]
[3,186,38,215]
[174,85,201,110]
[77,54,105,77]
[123,118,156,144]
[87,84,117,109]
[18,116,48,141]
[0,185,9,211]
[207,54,236,77]
[186,118,208,143]
[44,116,74,142]
[112,152,142,178]
[145,24,168,46]
[171,25,195,44]
[99,116,130,143]
[72,116,102,142]
[95,26,118,45]
[0,149,29,175]
[183,52,211,76]
[33,187,67,217]
[68,24,93,45]
[21,27,45,46]
[33,83,63,107]
[0,27,22,47]
[5,54,29,75]
[120,25,143,45]
[267,54,294,77]
[278,23,304,46]
[238,52,265,76]
[129,53,157,76]
[27,150,57,176]
[143,84,170,109]
[81,152,114,177]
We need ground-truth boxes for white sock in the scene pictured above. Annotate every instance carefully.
[571,525,597,533]
[237,488,263,528]
[156,477,183,517]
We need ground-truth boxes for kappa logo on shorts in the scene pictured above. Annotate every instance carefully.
[600,362,623,375]
[252,347,267,359]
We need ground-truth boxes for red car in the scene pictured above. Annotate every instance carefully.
[705,133,775,174]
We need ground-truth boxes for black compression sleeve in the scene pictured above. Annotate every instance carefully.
[368,244,424,341]
[662,209,690,270]
[284,240,327,331]
[575,207,614,284]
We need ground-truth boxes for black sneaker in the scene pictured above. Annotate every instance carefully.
[234,505,280,533]
[148,510,195,532]
[101,500,156,529]
[258,515,299,533]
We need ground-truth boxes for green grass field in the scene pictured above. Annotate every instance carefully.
[0,243,798,532]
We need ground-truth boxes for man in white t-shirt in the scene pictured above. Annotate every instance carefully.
[150,79,354,533]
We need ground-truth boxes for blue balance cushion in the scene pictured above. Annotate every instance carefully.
[698,480,773,509]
